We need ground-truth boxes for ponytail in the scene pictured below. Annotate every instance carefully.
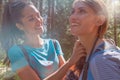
[0,1,33,52]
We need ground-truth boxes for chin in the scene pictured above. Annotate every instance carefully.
[71,32,83,38]
[71,32,78,37]
[70,30,77,35]
[36,31,43,35]
[72,34,79,37]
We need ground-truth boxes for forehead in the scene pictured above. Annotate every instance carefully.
[21,5,39,17]
[73,1,96,13]
[73,1,89,9]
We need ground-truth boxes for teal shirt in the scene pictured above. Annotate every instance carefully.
[8,39,64,79]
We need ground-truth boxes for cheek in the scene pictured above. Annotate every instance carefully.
[82,16,97,27]
[22,23,34,32]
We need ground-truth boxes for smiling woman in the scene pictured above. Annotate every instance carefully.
[0,0,66,80]
[16,3,44,36]
[69,0,120,80]
[42,0,120,80]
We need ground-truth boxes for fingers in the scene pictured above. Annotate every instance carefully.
[69,40,87,65]
[69,52,86,66]
[74,40,85,49]
[74,40,82,48]
[73,40,86,55]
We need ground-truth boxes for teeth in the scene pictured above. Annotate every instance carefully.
[71,23,79,26]
[35,26,42,29]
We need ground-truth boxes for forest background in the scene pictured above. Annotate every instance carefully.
[0,0,120,80]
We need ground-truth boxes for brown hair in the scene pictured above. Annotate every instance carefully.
[0,0,33,51]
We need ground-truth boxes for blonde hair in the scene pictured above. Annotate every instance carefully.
[73,0,109,38]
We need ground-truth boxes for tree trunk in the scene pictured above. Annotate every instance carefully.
[113,2,117,45]
[0,0,3,27]
[47,0,51,37]
[47,0,55,37]
[51,0,54,29]
[39,0,43,15]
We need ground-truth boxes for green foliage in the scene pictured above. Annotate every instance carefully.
[49,0,120,60]
[0,46,5,63]
[105,0,120,47]
[52,0,74,59]
[33,0,120,60]
[0,1,120,79]
[0,70,20,80]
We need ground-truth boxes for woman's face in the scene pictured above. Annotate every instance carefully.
[17,4,43,36]
[69,2,99,37]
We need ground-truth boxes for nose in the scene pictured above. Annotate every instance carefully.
[70,13,78,19]
[35,16,43,24]
[69,13,78,22]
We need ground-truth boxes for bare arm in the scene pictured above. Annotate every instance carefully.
[44,59,72,80]
[58,55,66,67]
[44,40,86,80]
[17,65,41,80]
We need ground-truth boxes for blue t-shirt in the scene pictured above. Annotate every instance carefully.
[79,40,120,80]
[8,39,64,79]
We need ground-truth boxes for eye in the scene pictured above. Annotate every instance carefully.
[78,9,86,14]
[71,9,75,14]
[28,17,35,21]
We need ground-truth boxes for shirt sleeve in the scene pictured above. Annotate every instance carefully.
[53,40,64,56]
[8,45,29,72]
[90,51,120,80]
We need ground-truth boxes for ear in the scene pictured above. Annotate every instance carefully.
[96,15,106,26]
[16,23,24,31]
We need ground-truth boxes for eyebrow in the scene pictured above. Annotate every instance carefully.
[27,11,40,18]
[26,15,33,19]
[72,6,86,11]
[78,7,86,10]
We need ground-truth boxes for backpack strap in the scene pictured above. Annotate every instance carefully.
[52,39,57,51]
[19,45,41,78]
[19,45,30,63]
[3,45,30,66]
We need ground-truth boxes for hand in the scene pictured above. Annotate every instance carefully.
[68,40,86,66]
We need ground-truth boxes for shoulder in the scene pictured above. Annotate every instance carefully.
[8,45,29,72]
[90,51,120,80]
[44,38,60,44]
[90,50,120,74]
[7,45,23,59]
[8,45,21,54]
[92,40,120,64]
[94,50,120,62]
[46,38,59,42]
[43,38,57,43]
[91,50,120,66]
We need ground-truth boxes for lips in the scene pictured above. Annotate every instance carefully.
[71,23,79,26]
[70,23,79,28]
[35,26,43,30]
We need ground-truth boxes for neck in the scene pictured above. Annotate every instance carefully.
[24,34,43,48]
[78,35,100,55]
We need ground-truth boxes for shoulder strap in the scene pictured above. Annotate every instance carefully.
[19,45,41,78]
[3,45,30,66]
[19,45,30,63]
[52,39,57,50]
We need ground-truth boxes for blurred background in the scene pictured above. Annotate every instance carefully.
[0,0,120,80]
